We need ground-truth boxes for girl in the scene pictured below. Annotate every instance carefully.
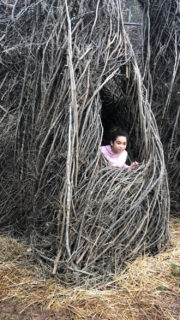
[101,128,138,169]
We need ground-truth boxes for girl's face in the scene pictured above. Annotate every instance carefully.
[110,136,127,154]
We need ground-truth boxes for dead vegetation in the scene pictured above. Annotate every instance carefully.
[0,0,173,282]
[0,217,180,319]
[140,0,180,213]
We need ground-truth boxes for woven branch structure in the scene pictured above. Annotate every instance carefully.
[0,0,176,282]
[140,0,180,213]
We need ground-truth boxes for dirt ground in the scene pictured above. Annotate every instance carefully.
[1,292,180,320]
[1,303,57,320]
[0,302,82,320]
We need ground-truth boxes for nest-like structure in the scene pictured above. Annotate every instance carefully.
[140,0,180,213]
[0,0,171,282]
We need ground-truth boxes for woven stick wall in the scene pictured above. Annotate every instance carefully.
[139,0,180,213]
[0,0,169,282]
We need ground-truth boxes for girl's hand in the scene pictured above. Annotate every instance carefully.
[130,161,139,169]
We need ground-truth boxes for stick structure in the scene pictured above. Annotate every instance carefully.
[0,0,172,283]
[139,0,180,214]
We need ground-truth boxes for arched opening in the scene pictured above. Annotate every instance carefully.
[100,86,130,146]
[100,75,140,164]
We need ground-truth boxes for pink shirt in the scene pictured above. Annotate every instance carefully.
[100,145,129,168]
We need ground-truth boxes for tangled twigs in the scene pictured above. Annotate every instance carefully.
[139,0,180,214]
[0,0,171,283]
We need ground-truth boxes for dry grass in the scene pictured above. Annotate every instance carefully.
[0,217,180,320]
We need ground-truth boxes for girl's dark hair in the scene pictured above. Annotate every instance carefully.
[109,127,128,143]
